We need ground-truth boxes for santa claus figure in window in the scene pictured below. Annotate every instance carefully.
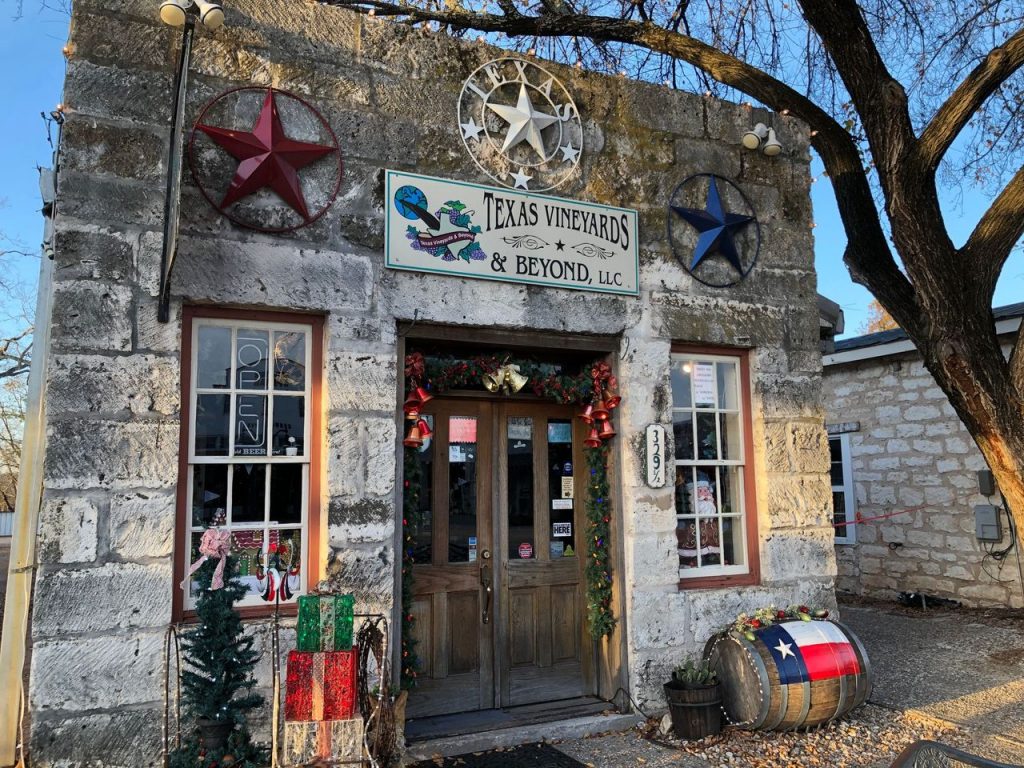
[256,537,301,602]
[677,475,723,568]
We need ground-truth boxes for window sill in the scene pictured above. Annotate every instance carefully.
[177,602,299,624]
[678,572,760,590]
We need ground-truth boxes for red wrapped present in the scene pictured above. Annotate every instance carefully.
[285,649,358,721]
[284,718,364,764]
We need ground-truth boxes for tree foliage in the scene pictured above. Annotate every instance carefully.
[861,299,899,334]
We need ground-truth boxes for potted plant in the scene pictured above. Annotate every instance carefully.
[663,656,722,740]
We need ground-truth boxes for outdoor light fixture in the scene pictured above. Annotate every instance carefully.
[762,127,782,156]
[159,0,225,29]
[741,122,783,156]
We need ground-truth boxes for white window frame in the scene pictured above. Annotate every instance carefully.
[830,433,857,545]
[672,352,750,580]
[183,317,313,611]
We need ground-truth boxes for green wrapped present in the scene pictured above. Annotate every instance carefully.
[296,594,355,652]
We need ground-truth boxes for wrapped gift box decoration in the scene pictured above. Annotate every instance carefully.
[296,594,355,652]
[284,718,364,764]
[285,649,358,721]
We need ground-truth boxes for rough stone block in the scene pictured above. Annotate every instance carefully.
[905,405,942,421]
[109,491,175,559]
[630,531,679,588]
[44,420,178,490]
[790,423,829,473]
[630,589,691,649]
[33,562,172,637]
[327,350,398,413]
[31,707,163,768]
[945,436,971,454]
[70,9,176,70]
[321,543,395,615]
[924,486,954,505]
[37,495,99,564]
[50,281,133,353]
[895,424,924,438]
[53,227,134,283]
[31,632,164,711]
[60,117,167,182]
[47,354,179,418]
[759,528,835,582]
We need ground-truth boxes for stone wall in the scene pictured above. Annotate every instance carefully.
[32,0,833,764]
[822,342,1023,609]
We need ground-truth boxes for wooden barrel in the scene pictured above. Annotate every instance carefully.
[705,619,872,731]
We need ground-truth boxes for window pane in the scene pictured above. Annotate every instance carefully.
[272,396,305,456]
[191,465,228,527]
[830,439,845,485]
[195,394,230,456]
[678,520,721,568]
[548,419,575,558]
[274,331,306,391]
[448,416,478,563]
[410,415,434,564]
[673,412,694,460]
[696,412,718,460]
[720,466,742,516]
[231,529,265,582]
[508,417,535,560]
[692,472,717,517]
[236,328,269,390]
[670,361,693,408]
[829,437,843,463]
[833,491,847,536]
[692,361,716,407]
[270,464,303,525]
[720,413,741,460]
[196,326,231,389]
[722,517,745,567]
[231,464,266,524]
[716,362,738,410]
[235,394,268,456]
[674,466,695,516]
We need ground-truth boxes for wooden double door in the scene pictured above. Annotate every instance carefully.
[405,399,596,718]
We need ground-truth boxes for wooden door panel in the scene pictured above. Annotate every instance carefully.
[509,589,537,667]
[409,595,434,677]
[448,590,481,674]
[551,585,580,663]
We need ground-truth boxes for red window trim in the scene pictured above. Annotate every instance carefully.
[671,343,761,590]
[172,306,325,622]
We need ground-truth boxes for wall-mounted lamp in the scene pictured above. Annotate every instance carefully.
[160,0,225,29]
[741,122,783,156]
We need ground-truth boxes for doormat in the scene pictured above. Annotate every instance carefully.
[409,743,588,767]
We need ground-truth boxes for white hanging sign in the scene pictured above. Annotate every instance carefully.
[385,170,639,297]
[646,424,667,488]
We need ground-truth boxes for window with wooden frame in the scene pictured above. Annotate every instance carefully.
[671,348,760,586]
[829,434,857,545]
[174,308,324,618]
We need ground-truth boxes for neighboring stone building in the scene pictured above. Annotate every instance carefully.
[823,303,1024,609]
[0,1,835,765]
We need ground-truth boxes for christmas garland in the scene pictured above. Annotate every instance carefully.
[730,604,831,641]
[400,352,619,688]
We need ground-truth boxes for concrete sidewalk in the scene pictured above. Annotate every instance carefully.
[547,598,1024,767]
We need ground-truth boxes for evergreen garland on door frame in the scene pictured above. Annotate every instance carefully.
[400,352,620,689]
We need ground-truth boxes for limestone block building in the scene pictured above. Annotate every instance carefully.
[823,303,1024,609]
[0,1,835,764]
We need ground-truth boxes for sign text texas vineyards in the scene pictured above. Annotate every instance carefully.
[385,170,639,296]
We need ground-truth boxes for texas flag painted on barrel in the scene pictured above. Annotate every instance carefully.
[759,621,861,684]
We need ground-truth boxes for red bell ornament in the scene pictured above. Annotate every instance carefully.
[591,400,610,421]
[416,418,433,439]
[403,394,421,415]
[584,426,602,448]
[578,404,595,424]
[403,423,423,448]
[598,419,617,440]
[413,386,434,405]
[604,389,622,410]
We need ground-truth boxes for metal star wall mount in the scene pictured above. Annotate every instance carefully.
[457,57,584,192]
[189,87,343,233]
[666,174,761,288]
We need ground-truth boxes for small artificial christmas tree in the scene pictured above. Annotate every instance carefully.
[170,529,267,768]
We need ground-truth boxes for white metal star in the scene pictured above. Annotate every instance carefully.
[775,640,795,660]
[487,83,558,158]
[509,167,533,189]
[559,142,580,163]
[460,117,484,141]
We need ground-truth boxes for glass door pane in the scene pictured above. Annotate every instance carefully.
[447,416,479,563]
[547,419,575,558]
[507,417,535,560]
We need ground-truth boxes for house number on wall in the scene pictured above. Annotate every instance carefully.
[646,424,667,488]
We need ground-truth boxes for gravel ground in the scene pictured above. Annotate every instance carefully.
[557,704,968,768]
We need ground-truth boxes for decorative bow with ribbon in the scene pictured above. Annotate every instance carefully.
[182,527,231,591]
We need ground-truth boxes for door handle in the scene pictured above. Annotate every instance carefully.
[480,560,492,625]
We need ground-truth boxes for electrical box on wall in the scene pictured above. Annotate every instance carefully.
[975,504,1002,541]
[978,469,997,497]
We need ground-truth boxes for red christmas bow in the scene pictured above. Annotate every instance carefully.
[182,527,231,591]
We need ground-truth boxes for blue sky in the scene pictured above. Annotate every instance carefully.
[0,5,1020,338]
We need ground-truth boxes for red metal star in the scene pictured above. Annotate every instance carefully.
[196,89,336,221]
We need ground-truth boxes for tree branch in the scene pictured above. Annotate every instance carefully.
[962,162,1024,297]
[919,25,1024,171]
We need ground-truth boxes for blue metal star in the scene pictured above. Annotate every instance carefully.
[671,177,754,273]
